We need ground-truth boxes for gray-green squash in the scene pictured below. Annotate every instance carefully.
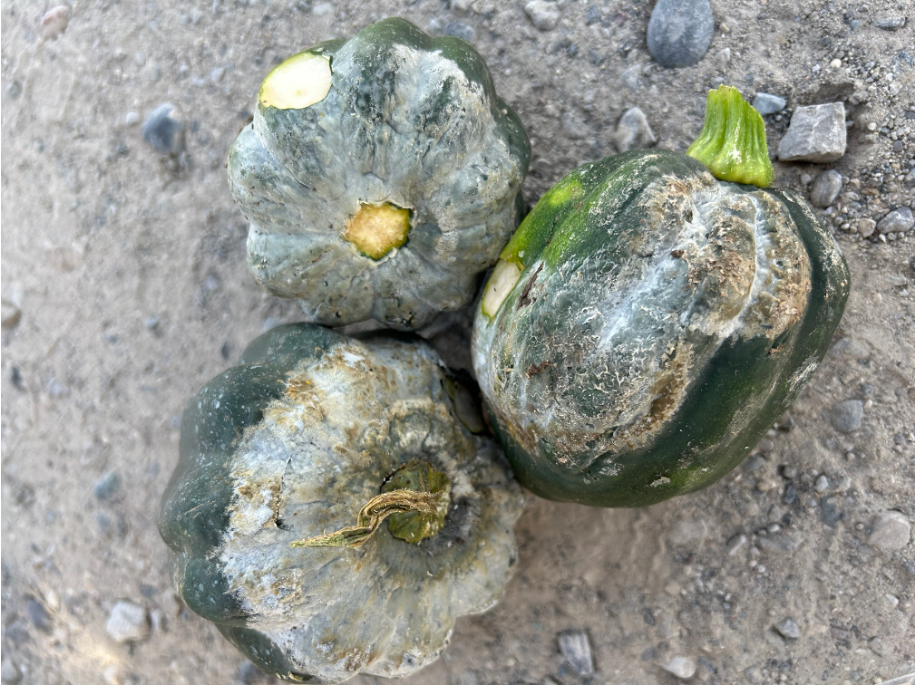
[472,143,850,507]
[228,18,530,331]
[159,324,524,683]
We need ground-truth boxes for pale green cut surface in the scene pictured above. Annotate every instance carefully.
[259,52,332,110]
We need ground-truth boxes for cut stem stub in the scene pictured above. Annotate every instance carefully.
[291,460,450,549]
[343,202,412,260]
[686,85,774,188]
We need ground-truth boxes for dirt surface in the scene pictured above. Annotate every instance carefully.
[1,0,914,684]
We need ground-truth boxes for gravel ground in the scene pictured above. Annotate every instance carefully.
[1,0,914,684]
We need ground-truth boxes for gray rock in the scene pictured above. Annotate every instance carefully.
[620,64,643,90]
[756,532,802,553]
[752,92,786,115]
[557,629,594,676]
[874,17,906,30]
[124,111,140,126]
[614,107,656,152]
[106,600,150,644]
[814,475,829,492]
[878,207,914,234]
[209,66,225,84]
[142,103,185,155]
[857,218,877,238]
[444,21,475,42]
[774,618,800,639]
[93,471,120,500]
[777,103,846,163]
[647,0,714,68]
[668,518,708,545]
[1,300,21,330]
[726,532,747,555]
[661,656,696,680]
[26,597,52,632]
[830,399,863,433]
[1,657,21,685]
[868,511,911,550]
[524,1,561,31]
[39,5,69,39]
[809,170,843,208]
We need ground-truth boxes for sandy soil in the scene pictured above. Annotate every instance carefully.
[1,0,914,684]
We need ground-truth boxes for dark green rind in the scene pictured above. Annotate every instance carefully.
[158,324,341,623]
[479,152,850,507]
[219,625,321,684]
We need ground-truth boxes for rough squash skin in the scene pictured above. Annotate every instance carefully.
[159,324,524,683]
[472,150,850,508]
[228,18,530,331]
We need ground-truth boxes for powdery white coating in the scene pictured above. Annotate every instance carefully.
[218,337,523,683]
[229,30,528,330]
[473,168,812,476]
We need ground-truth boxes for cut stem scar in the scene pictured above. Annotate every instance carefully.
[259,52,332,110]
[291,460,450,548]
[343,202,411,260]
[481,259,522,319]
[686,85,774,188]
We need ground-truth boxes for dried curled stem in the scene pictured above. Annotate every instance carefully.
[290,489,443,549]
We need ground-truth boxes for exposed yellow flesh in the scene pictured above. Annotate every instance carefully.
[481,259,522,318]
[259,52,332,110]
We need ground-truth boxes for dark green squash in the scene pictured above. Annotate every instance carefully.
[228,18,530,331]
[159,324,523,683]
[472,90,850,508]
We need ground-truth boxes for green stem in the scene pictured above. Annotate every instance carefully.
[686,85,774,188]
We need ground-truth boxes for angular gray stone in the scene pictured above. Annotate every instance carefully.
[777,103,846,162]
[868,511,911,550]
[661,656,696,679]
[877,207,914,235]
[874,17,906,30]
[647,0,714,68]
[857,218,877,238]
[39,5,69,40]
[106,600,150,644]
[774,618,800,639]
[557,629,594,676]
[524,0,561,31]
[752,92,786,115]
[613,107,656,152]
[830,399,863,432]
[93,471,121,500]
[809,170,843,208]
[142,103,185,155]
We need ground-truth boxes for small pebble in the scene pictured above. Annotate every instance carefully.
[613,107,656,152]
[668,518,708,545]
[646,0,714,68]
[877,207,914,235]
[857,218,877,238]
[524,0,561,31]
[874,17,906,30]
[814,475,829,492]
[124,111,140,126]
[106,600,150,644]
[809,170,843,208]
[774,618,800,639]
[752,93,786,115]
[47,377,68,397]
[1,300,21,330]
[726,532,747,555]
[39,5,69,40]
[661,656,696,680]
[829,399,863,432]
[311,2,333,16]
[557,629,594,676]
[209,66,225,84]
[94,471,121,500]
[777,103,846,162]
[867,511,911,550]
[0,657,21,685]
[444,21,475,42]
[26,597,52,632]
[142,103,185,155]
